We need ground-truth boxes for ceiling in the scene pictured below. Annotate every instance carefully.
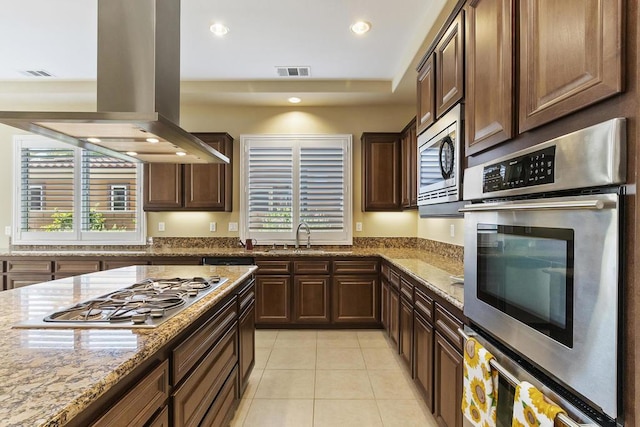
[0,0,448,107]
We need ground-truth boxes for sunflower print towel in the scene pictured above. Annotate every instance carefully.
[512,381,566,427]
[461,337,498,427]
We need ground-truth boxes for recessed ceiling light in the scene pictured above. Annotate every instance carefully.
[210,23,229,37]
[87,137,101,143]
[288,97,302,104]
[146,137,159,143]
[350,21,372,35]
[176,151,187,156]
[125,151,138,156]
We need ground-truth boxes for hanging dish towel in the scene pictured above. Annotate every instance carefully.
[461,337,499,427]
[512,381,566,427]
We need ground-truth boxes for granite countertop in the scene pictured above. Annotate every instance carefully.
[0,265,257,427]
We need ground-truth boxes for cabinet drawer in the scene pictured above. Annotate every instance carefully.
[414,288,433,322]
[172,299,237,385]
[434,304,464,352]
[148,406,169,427]
[7,260,52,273]
[238,278,256,314]
[256,259,291,274]
[198,366,239,427]
[55,259,101,275]
[389,268,401,290]
[400,277,414,302]
[172,325,238,427]
[381,263,391,280]
[333,259,379,274]
[92,360,169,427]
[293,260,331,275]
[102,259,150,270]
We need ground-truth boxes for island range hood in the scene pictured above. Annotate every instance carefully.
[0,0,229,164]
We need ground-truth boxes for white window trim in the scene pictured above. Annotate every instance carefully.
[239,134,352,246]
[13,135,146,245]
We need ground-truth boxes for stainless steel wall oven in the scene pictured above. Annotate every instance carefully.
[462,117,626,425]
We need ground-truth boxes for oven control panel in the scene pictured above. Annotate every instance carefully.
[482,146,556,193]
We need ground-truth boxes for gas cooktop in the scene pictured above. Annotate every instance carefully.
[16,276,228,329]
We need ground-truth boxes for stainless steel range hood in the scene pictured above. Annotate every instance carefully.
[0,0,228,164]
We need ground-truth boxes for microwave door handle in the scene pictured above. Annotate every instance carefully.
[459,199,606,212]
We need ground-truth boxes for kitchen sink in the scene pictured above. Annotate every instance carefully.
[265,249,327,255]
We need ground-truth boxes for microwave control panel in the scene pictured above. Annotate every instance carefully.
[482,146,556,193]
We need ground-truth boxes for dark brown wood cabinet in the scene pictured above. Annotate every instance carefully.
[465,0,514,155]
[417,53,436,135]
[255,275,291,324]
[332,275,380,324]
[414,311,435,411]
[435,12,464,118]
[389,287,400,347]
[400,296,413,369]
[518,0,623,133]
[238,280,256,395]
[401,118,418,209]
[434,332,463,427]
[361,132,402,211]
[144,133,233,211]
[381,279,390,332]
[294,275,331,323]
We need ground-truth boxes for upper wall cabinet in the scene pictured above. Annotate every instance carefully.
[144,133,233,211]
[400,118,418,209]
[435,12,465,119]
[417,54,436,135]
[518,0,623,133]
[361,133,402,211]
[465,0,514,156]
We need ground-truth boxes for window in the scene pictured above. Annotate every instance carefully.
[240,134,352,245]
[14,136,145,244]
[110,185,128,211]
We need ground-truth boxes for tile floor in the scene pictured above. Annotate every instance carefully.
[230,329,440,427]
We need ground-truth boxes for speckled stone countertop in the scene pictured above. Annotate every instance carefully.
[0,265,257,427]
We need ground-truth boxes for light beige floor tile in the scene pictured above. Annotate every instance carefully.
[317,330,359,339]
[255,330,278,348]
[254,369,315,399]
[314,369,374,399]
[362,347,402,370]
[317,335,360,348]
[377,399,440,427]
[274,336,317,349]
[229,397,252,427]
[243,399,314,427]
[276,330,318,339]
[314,399,383,427]
[254,347,271,370]
[316,347,366,370]
[266,347,316,369]
[368,370,417,399]
[242,368,263,399]
[358,330,392,348]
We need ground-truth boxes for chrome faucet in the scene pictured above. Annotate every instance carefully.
[295,222,311,249]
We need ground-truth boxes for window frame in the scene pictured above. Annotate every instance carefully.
[27,184,44,211]
[239,134,352,246]
[13,135,146,245]
[110,184,128,211]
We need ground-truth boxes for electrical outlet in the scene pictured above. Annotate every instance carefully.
[4,226,11,236]
[158,222,165,232]
[355,222,363,232]
[450,224,455,237]
[209,222,217,232]
[228,222,238,232]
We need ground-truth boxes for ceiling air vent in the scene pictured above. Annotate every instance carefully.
[19,70,54,77]
[276,66,311,77]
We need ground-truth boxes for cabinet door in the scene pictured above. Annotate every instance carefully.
[434,332,463,427]
[144,163,182,210]
[465,0,514,155]
[294,275,331,323]
[401,119,418,209]
[417,54,436,134]
[255,276,291,324]
[7,274,53,289]
[436,12,464,118]
[332,275,380,324]
[184,133,233,211]
[389,288,400,348]
[361,133,402,211]
[400,297,413,370]
[414,312,434,411]
[381,280,390,333]
[519,0,622,133]
[239,301,255,395]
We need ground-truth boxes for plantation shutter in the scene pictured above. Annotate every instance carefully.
[246,145,294,233]
[81,151,139,232]
[19,146,75,232]
[299,145,345,231]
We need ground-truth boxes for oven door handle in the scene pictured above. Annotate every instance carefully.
[459,199,606,212]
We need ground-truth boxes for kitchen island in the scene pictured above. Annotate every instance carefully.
[0,264,257,427]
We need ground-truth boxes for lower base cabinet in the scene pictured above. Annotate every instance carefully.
[434,332,463,427]
[239,288,256,394]
[399,297,413,369]
[413,312,434,411]
[294,275,331,323]
[255,275,291,324]
[332,275,380,324]
[389,288,400,346]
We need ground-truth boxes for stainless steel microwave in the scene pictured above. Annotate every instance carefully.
[417,104,462,206]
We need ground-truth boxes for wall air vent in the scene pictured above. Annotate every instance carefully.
[19,70,53,77]
[276,66,311,77]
